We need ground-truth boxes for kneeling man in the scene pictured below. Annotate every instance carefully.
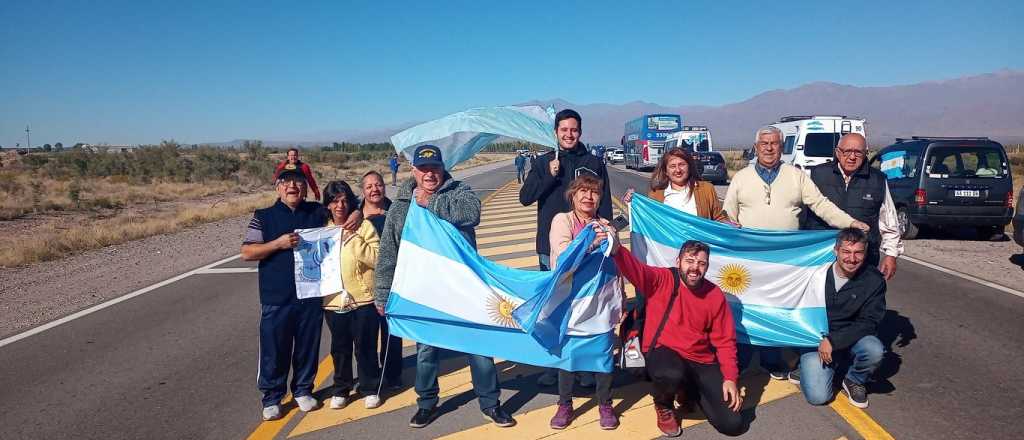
[790,228,886,408]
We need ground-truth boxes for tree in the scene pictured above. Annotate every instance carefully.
[54,142,63,152]
[43,143,53,152]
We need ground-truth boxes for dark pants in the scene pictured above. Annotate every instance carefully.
[324,304,381,395]
[516,166,526,183]
[379,318,404,385]
[558,370,613,405]
[391,169,398,185]
[647,347,744,436]
[258,302,324,407]
[415,343,500,411]
[737,344,786,373]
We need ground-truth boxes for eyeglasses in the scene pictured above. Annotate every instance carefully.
[836,148,866,158]
[277,178,306,187]
[763,184,771,205]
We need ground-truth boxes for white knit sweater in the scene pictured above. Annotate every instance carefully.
[723,163,856,230]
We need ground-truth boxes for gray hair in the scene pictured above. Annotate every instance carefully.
[754,125,784,144]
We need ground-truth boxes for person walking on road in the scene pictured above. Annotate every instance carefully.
[374,145,517,429]
[546,175,624,430]
[603,234,745,438]
[359,170,403,390]
[274,148,321,201]
[320,180,384,410]
[788,228,886,409]
[621,147,730,221]
[802,133,903,280]
[389,154,400,186]
[515,151,527,184]
[241,168,328,421]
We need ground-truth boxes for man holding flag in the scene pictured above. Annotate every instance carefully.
[373,145,517,429]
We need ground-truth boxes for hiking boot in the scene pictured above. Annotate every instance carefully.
[261,405,282,421]
[787,369,801,385]
[655,404,681,437]
[598,404,619,430]
[842,377,869,408]
[409,407,435,428]
[482,406,517,427]
[549,403,573,429]
[295,395,320,412]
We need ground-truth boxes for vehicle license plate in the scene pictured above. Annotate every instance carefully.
[954,190,980,197]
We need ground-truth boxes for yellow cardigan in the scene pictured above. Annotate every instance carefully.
[323,219,380,311]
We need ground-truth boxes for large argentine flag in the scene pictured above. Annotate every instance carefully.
[385,203,620,372]
[630,194,835,347]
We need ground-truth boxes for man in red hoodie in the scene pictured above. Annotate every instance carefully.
[606,232,745,437]
[274,148,321,201]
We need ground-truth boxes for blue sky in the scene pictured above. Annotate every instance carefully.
[1,0,1022,146]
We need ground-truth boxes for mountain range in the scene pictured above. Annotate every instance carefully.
[229,70,1024,149]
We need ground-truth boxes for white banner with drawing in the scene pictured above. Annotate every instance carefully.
[293,226,344,299]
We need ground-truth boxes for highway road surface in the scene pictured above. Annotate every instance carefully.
[1,160,1022,439]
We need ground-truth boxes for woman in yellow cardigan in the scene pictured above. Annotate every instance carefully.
[321,180,383,410]
[623,147,731,222]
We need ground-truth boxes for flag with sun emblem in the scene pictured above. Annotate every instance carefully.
[630,194,835,347]
[384,202,619,372]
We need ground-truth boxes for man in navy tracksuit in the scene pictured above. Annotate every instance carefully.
[241,168,328,421]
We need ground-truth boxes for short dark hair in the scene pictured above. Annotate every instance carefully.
[678,240,710,258]
[287,147,299,154]
[555,109,582,131]
[835,227,868,247]
[322,180,359,216]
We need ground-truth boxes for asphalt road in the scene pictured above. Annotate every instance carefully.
[1,160,1022,439]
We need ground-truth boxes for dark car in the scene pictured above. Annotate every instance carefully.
[697,151,728,185]
[1013,185,1023,248]
[869,136,1014,240]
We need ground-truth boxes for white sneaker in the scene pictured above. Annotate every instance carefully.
[262,404,282,421]
[295,395,320,412]
[329,395,350,410]
[364,394,382,409]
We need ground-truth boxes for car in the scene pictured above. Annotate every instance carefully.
[697,151,728,185]
[869,136,1014,240]
[1013,185,1023,248]
[607,148,624,164]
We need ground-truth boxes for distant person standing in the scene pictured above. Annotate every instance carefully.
[514,152,527,184]
[389,154,400,186]
[274,148,321,201]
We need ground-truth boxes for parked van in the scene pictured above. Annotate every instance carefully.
[770,115,867,171]
[869,136,1014,239]
[665,126,713,153]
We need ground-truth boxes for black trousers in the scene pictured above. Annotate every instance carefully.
[257,302,323,407]
[647,347,744,436]
[558,370,613,405]
[324,304,381,395]
[379,318,403,384]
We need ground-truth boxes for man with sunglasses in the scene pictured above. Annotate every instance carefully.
[802,133,902,280]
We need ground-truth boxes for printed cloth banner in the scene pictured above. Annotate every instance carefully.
[293,226,343,299]
[629,194,835,347]
[389,105,557,170]
[385,203,620,372]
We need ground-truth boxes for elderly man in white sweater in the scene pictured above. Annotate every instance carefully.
[723,125,869,379]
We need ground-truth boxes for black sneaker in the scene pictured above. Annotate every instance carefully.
[482,406,517,427]
[787,369,801,385]
[409,408,435,428]
[842,378,869,408]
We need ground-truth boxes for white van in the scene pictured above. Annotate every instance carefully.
[664,126,713,153]
[769,115,867,171]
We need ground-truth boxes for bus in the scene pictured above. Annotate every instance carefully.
[621,114,682,170]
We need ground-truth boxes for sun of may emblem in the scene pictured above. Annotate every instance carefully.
[716,264,751,295]
[486,293,520,329]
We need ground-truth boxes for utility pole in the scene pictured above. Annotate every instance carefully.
[25,125,31,150]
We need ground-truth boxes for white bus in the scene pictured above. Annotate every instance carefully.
[769,115,866,171]
[665,125,713,153]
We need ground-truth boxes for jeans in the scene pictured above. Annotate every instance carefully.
[324,304,381,395]
[538,254,550,272]
[516,167,526,183]
[257,302,323,407]
[797,335,884,405]
[414,343,500,411]
[647,347,744,436]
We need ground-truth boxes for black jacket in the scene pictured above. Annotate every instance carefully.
[519,144,613,255]
[804,161,887,253]
[825,264,887,350]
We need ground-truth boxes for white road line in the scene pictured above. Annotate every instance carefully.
[0,254,242,349]
[902,255,1024,299]
[196,267,258,274]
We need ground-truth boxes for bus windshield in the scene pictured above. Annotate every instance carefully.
[646,115,681,131]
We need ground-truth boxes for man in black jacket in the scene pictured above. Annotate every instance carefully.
[788,227,886,409]
[519,109,613,271]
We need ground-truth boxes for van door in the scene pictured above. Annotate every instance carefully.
[922,143,1011,215]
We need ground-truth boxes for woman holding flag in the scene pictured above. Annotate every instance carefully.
[547,173,624,430]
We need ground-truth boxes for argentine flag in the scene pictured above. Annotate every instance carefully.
[630,194,835,347]
[385,203,621,372]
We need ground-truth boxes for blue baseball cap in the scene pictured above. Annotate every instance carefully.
[412,145,444,168]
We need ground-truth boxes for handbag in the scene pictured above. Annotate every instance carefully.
[619,267,680,379]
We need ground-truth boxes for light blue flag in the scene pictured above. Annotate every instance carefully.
[630,194,835,347]
[385,203,620,372]
[389,106,557,170]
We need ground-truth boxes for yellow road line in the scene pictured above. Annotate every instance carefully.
[481,206,533,215]
[480,242,535,257]
[245,355,335,440]
[478,231,536,245]
[492,255,540,269]
[829,397,896,440]
[485,200,525,208]
[481,212,535,222]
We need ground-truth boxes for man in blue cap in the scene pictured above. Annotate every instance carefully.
[374,145,517,429]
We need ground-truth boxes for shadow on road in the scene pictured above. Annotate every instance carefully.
[872,309,917,394]
[1009,253,1024,270]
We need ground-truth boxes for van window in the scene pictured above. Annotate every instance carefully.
[784,136,795,154]
[878,149,921,180]
[803,133,840,157]
[925,146,1007,178]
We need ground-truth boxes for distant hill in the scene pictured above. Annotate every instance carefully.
[213,70,1024,149]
